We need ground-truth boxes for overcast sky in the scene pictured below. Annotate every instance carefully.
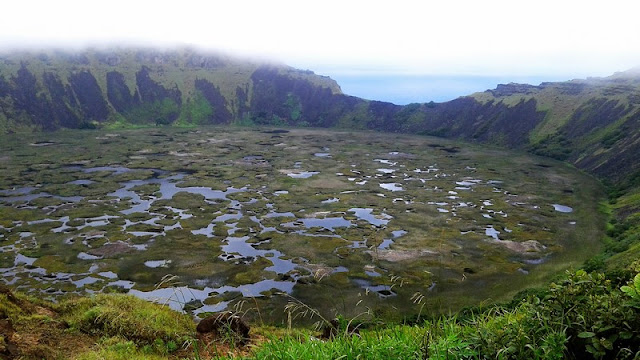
[2,0,639,103]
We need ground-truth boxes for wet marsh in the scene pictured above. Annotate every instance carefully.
[0,127,605,322]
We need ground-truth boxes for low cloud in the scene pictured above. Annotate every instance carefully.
[1,0,639,99]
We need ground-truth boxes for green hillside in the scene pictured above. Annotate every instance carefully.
[468,71,640,185]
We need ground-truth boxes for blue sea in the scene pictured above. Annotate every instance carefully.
[328,74,572,105]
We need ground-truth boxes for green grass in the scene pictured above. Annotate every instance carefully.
[250,326,428,359]
[74,338,170,360]
[60,293,195,344]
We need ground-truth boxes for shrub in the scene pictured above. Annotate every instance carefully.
[529,270,640,359]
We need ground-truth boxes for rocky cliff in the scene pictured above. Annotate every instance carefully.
[0,48,342,131]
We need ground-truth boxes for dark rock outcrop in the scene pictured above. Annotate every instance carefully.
[194,79,232,124]
[69,71,109,122]
[43,72,81,128]
[564,98,630,137]
[196,312,250,344]
[135,66,181,104]
[107,71,140,113]
[490,83,540,97]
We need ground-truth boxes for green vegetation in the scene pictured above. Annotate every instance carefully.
[75,340,170,360]
[580,182,640,274]
[1,265,639,359]
[528,132,573,161]
[177,91,214,126]
[124,98,181,126]
[251,326,429,359]
[62,294,194,343]
[0,287,194,359]
[241,267,640,360]
[284,93,302,122]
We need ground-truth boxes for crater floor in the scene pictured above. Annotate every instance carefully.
[0,127,605,321]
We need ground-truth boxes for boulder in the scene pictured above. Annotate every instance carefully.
[196,312,250,343]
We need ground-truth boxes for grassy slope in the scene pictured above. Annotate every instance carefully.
[1,266,639,359]
[600,186,640,271]
[0,288,195,359]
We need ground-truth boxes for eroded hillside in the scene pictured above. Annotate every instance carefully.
[1,49,639,189]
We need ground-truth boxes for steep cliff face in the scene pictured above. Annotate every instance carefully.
[0,48,638,187]
[106,71,141,114]
[0,48,343,130]
[467,74,640,186]
[370,97,546,147]
[249,66,366,128]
